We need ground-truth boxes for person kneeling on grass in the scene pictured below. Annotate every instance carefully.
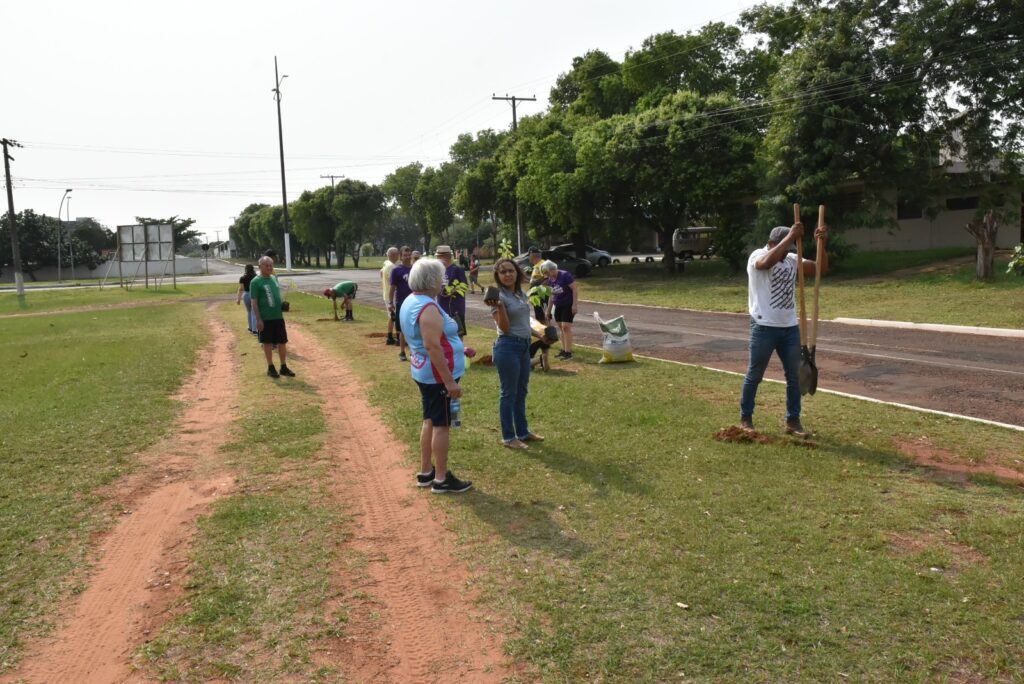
[399,257,472,494]
[251,256,295,378]
[323,281,358,321]
[740,220,828,437]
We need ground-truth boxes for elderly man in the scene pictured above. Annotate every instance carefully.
[380,247,400,344]
[250,255,295,378]
[434,245,468,338]
[740,219,828,437]
[389,246,414,362]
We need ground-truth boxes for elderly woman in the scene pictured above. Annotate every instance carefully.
[485,258,545,450]
[398,258,473,493]
[542,260,578,360]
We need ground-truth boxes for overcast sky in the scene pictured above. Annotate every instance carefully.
[4,0,762,242]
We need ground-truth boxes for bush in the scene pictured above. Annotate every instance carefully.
[360,242,374,257]
[1007,243,1024,276]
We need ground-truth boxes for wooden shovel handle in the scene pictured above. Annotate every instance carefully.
[794,203,807,346]
[812,205,824,347]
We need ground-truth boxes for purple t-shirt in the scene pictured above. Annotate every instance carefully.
[390,264,413,308]
[437,264,467,319]
[548,270,576,307]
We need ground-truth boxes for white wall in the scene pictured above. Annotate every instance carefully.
[0,257,206,283]
[845,209,1020,252]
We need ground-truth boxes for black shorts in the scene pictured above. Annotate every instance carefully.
[416,379,458,427]
[258,318,288,344]
[393,311,402,334]
[553,304,575,323]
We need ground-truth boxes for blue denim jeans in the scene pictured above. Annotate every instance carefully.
[740,320,801,421]
[242,292,256,331]
[492,335,531,441]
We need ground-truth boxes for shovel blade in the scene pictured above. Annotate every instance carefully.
[798,345,817,396]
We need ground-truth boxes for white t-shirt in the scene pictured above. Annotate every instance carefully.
[747,248,799,327]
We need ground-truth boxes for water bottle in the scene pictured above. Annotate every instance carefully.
[449,397,462,429]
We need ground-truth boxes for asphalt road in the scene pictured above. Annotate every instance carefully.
[189,263,1024,429]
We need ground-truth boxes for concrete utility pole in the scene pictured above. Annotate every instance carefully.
[2,138,26,305]
[273,56,293,271]
[57,188,72,282]
[493,93,536,255]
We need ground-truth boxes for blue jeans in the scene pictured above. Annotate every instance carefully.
[493,335,531,441]
[740,320,801,421]
[242,292,256,331]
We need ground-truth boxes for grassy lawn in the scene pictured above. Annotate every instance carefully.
[296,300,1024,683]
[0,304,207,672]
[0,283,232,316]
[581,248,1024,328]
[140,305,351,682]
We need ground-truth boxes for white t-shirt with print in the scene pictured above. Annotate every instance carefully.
[747,248,799,328]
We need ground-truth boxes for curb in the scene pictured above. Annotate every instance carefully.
[832,317,1024,339]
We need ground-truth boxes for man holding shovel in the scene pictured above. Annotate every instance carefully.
[740,212,828,437]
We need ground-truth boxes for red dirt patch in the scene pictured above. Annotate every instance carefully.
[286,325,513,682]
[888,531,988,570]
[714,426,773,444]
[3,307,240,684]
[895,438,1024,485]
[365,332,389,338]
[474,354,495,366]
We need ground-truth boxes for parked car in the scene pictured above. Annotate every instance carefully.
[514,250,593,277]
[551,243,612,267]
[672,227,717,260]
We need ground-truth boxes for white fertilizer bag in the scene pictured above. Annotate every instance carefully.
[592,312,635,364]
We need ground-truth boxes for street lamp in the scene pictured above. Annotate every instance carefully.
[272,56,293,272]
[67,194,75,281]
[57,188,72,282]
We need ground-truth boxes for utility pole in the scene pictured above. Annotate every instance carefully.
[2,138,26,305]
[493,93,536,254]
[67,195,75,281]
[320,174,344,189]
[273,56,293,271]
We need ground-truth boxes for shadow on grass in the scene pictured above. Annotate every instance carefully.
[459,491,592,559]
[522,444,652,496]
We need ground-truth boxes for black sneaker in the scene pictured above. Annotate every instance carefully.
[561,352,573,361]
[416,467,436,488]
[267,365,280,378]
[431,471,473,494]
[398,351,408,362]
[279,365,296,377]
[386,337,397,346]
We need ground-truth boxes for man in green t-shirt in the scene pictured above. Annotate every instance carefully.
[250,256,295,378]
[323,281,358,321]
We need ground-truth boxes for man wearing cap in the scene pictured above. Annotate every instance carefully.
[435,245,468,338]
[323,281,358,321]
[389,246,414,361]
[741,220,828,437]
[381,247,400,344]
[526,246,547,321]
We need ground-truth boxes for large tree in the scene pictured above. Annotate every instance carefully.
[414,163,461,249]
[291,187,337,267]
[382,163,428,250]
[333,179,385,267]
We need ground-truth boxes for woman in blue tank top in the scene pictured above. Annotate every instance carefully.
[398,258,472,494]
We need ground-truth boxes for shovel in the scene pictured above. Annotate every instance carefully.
[807,205,825,395]
[794,203,816,396]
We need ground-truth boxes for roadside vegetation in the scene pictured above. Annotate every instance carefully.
[300,301,1024,682]
[0,304,207,672]
[0,283,230,316]
[580,249,1024,328]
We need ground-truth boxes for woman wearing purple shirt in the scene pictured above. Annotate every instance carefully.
[542,260,578,360]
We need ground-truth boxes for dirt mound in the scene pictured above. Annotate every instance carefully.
[714,426,773,444]
[474,354,495,366]
[895,438,1024,484]
[365,332,389,338]
[315,317,337,322]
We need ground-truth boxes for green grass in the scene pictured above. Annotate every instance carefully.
[582,249,1024,328]
[0,304,207,673]
[296,302,1024,683]
[140,305,351,682]
[0,283,232,316]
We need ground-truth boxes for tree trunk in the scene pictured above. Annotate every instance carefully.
[965,211,997,281]
[338,242,347,268]
[660,227,678,273]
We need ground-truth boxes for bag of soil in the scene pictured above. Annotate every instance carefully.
[592,312,635,364]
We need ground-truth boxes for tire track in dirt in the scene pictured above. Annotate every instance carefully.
[2,307,240,684]
[286,324,514,683]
